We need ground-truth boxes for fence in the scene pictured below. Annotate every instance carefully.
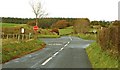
[1,33,33,41]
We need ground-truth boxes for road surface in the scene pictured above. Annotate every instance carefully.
[2,36,94,69]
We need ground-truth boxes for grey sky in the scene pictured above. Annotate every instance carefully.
[0,0,119,21]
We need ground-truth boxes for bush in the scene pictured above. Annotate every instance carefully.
[73,18,90,34]
[27,21,36,26]
[2,27,21,34]
[50,28,59,35]
[2,27,34,35]
[51,20,70,29]
[98,21,120,57]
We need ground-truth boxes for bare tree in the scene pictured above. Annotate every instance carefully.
[30,0,48,26]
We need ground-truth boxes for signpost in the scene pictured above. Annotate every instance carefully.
[20,27,25,41]
[33,26,39,31]
[33,26,39,39]
[93,30,97,34]
[21,27,25,34]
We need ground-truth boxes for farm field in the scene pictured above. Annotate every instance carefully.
[59,26,74,36]
[0,23,25,27]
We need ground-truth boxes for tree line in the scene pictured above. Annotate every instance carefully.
[1,17,112,29]
[1,17,77,28]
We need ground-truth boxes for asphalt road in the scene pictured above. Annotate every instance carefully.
[2,36,94,69]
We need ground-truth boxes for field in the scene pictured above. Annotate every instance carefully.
[59,26,74,36]
[38,26,74,38]
[0,23,25,27]
[86,42,118,68]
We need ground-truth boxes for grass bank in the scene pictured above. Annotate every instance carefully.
[2,39,46,63]
[86,42,118,68]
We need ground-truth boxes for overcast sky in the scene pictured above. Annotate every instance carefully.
[0,0,119,21]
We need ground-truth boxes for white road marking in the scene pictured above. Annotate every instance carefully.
[35,54,39,56]
[48,44,62,45]
[41,57,53,66]
[14,58,20,61]
[83,44,90,48]
[41,41,70,66]
[53,52,59,57]
[64,44,67,47]
[14,61,19,62]
[32,57,36,60]
[69,36,72,41]
[59,47,64,51]
[29,55,32,57]
[31,61,40,68]
[87,44,90,46]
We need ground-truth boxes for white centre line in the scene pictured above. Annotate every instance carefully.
[69,36,72,41]
[41,57,53,66]
[59,47,64,51]
[52,52,59,57]
[40,41,70,66]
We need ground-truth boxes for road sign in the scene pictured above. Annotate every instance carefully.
[93,30,97,33]
[21,27,25,34]
[33,26,39,31]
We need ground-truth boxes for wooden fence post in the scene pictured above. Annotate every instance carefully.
[22,34,23,40]
[7,34,9,39]
[18,34,20,41]
[13,34,14,39]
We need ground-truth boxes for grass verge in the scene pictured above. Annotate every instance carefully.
[2,39,46,63]
[38,35,60,38]
[86,42,118,68]
[78,34,96,40]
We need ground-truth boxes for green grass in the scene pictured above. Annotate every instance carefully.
[38,35,60,38]
[0,23,25,27]
[86,42,118,68]
[2,39,46,63]
[78,33,96,40]
[59,28,73,36]
[38,26,74,37]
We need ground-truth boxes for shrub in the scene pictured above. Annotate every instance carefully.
[51,20,70,29]
[27,21,36,26]
[50,28,59,35]
[73,18,90,34]
[98,21,120,57]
